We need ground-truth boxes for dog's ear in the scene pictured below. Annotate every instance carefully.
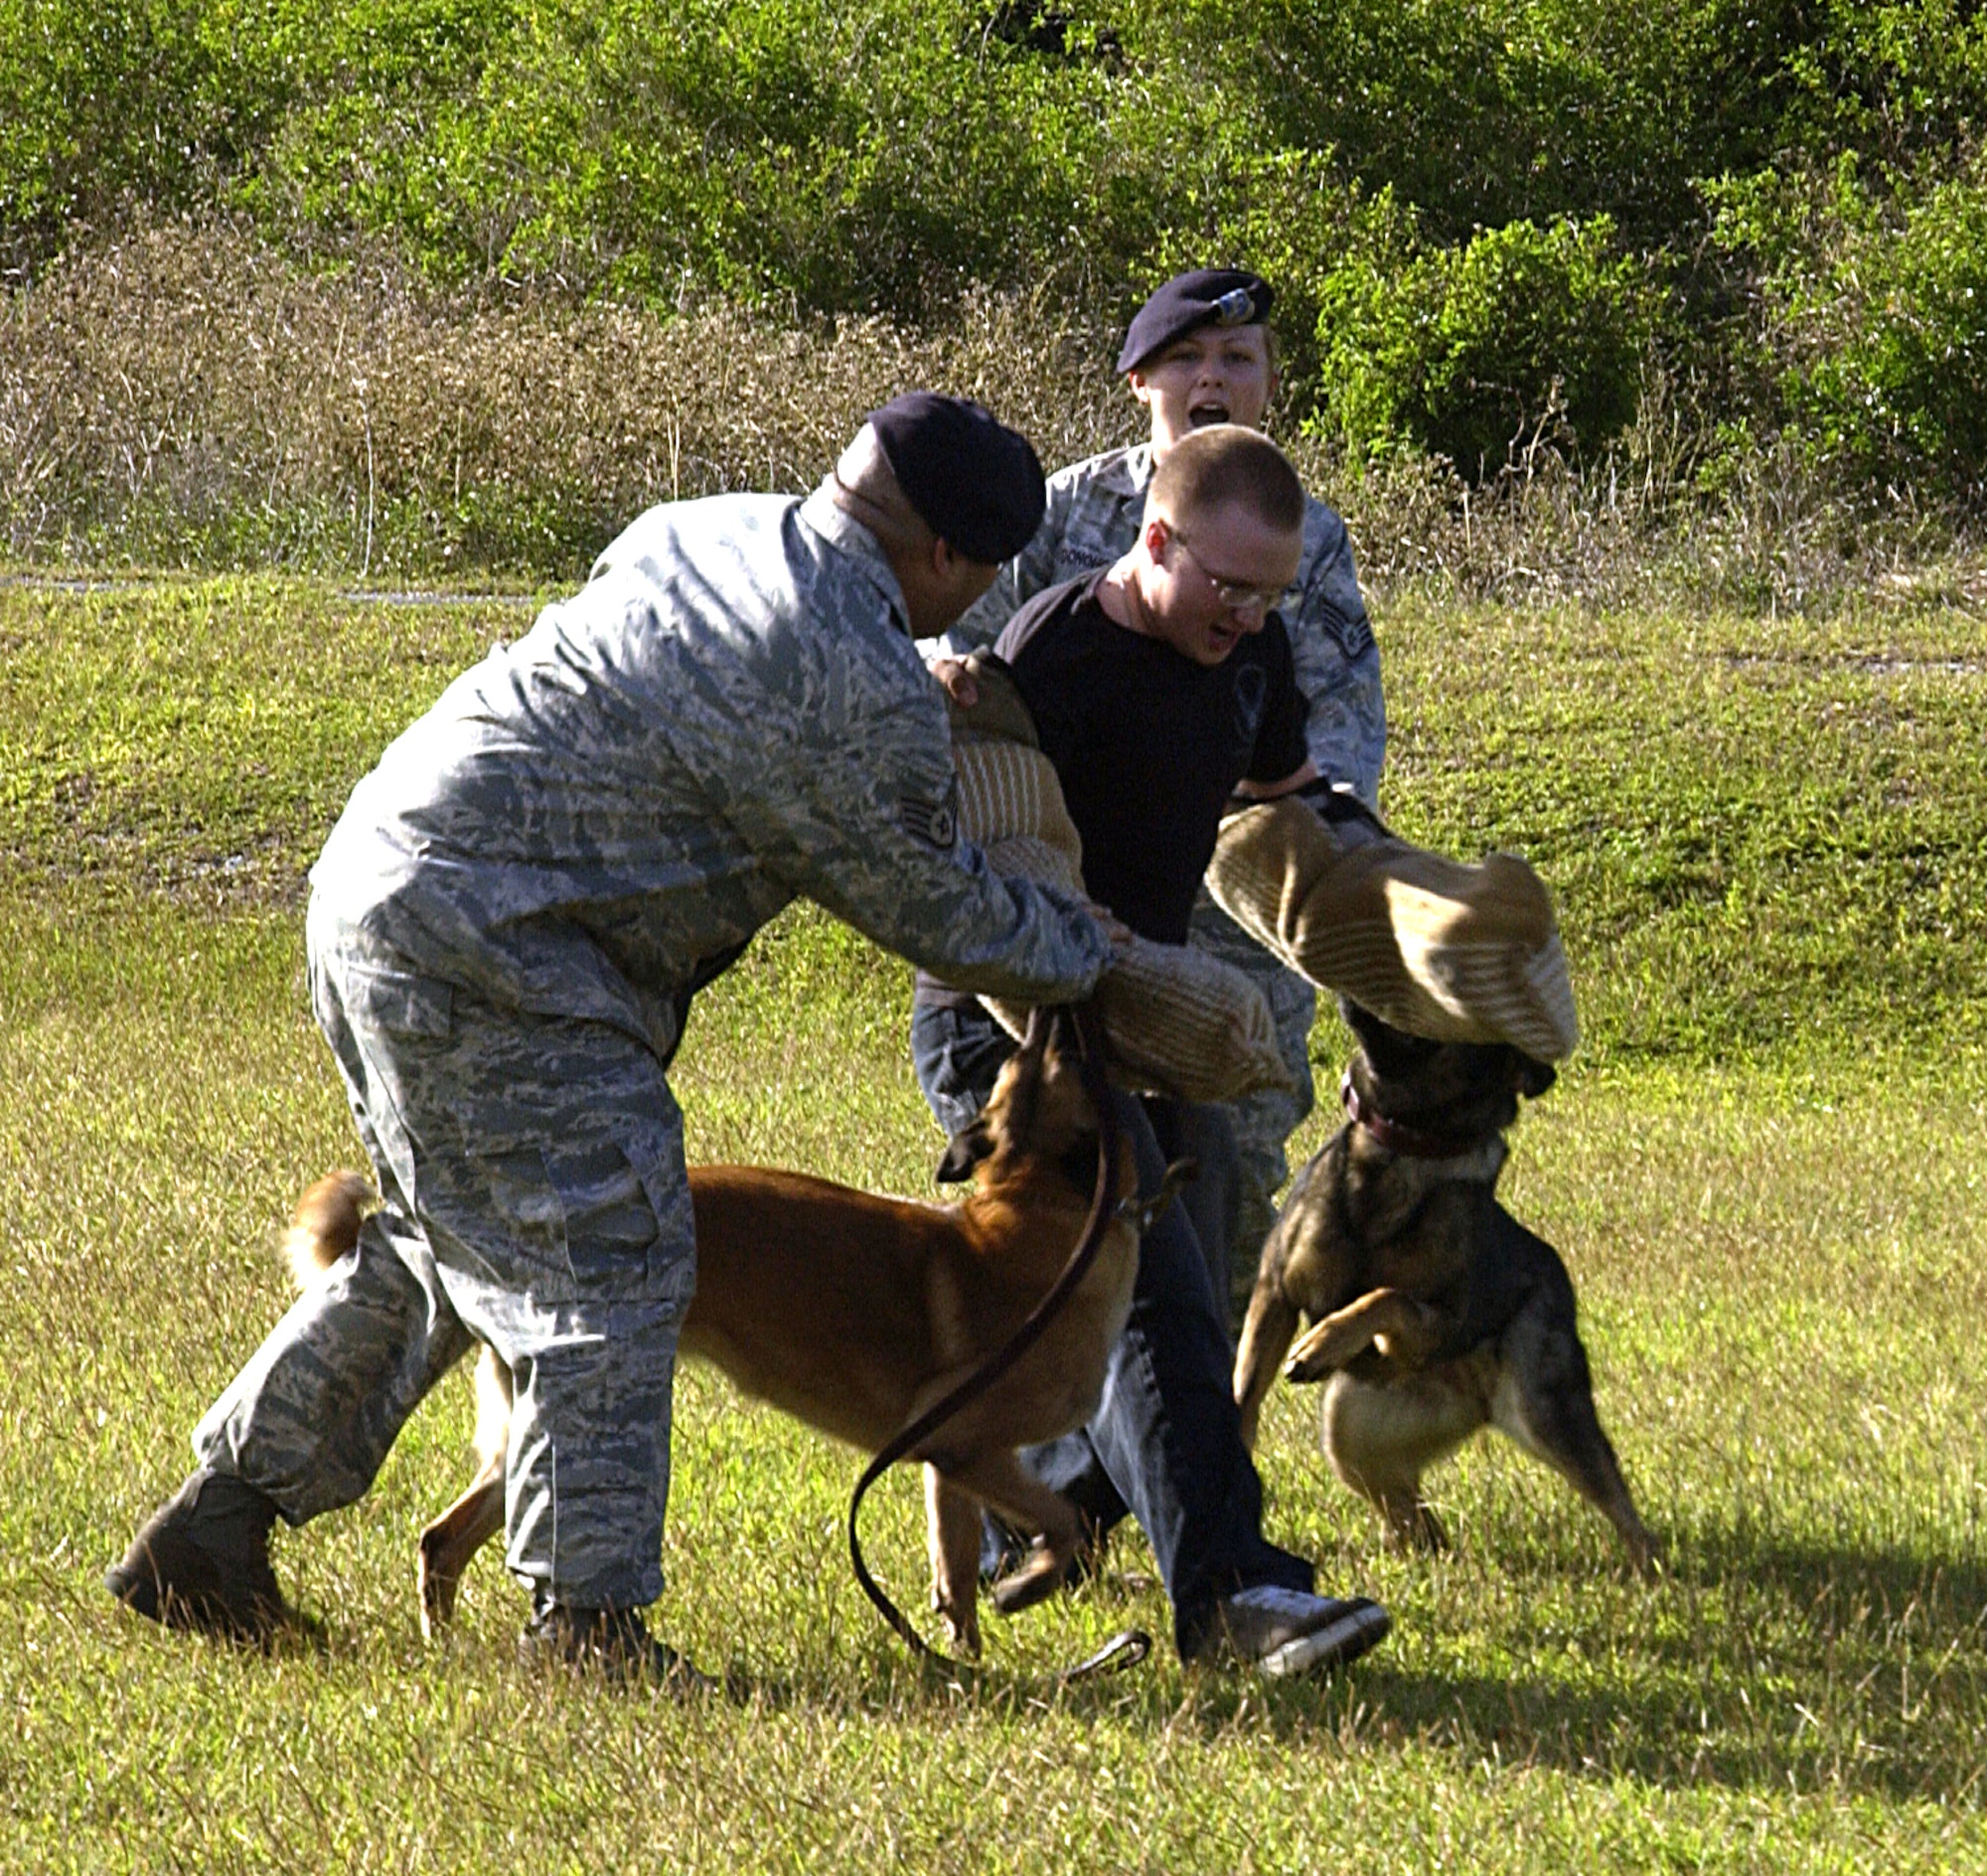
[1515,1055,1558,1101]
[935,1117,994,1184]
[1336,994,1373,1034]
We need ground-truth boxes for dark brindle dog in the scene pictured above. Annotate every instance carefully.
[1233,1000,1659,1574]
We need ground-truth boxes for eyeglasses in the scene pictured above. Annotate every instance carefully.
[1168,529,1294,616]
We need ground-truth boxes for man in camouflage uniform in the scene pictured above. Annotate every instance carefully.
[939,268,1386,1312]
[106,394,1112,1682]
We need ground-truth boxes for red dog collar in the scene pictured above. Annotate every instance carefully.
[1340,1066,1496,1160]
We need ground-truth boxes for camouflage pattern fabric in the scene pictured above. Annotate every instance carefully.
[197,923,692,1608]
[941,442,1385,806]
[314,485,1110,1041]
[194,481,1111,1611]
[1186,894,1319,1277]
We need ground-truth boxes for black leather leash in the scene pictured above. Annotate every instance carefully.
[845,1003,1154,1684]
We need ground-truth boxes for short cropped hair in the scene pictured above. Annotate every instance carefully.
[1147,424,1304,537]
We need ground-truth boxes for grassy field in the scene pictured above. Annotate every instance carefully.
[2,577,1983,1872]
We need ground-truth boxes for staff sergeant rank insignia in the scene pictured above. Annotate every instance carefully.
[900,780,959,850]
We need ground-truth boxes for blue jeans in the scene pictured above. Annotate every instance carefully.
[911,1001,1313,1657]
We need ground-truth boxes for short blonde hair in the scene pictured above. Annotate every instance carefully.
[1148,423,1304,535]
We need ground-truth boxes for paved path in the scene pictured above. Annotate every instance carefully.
[0,572,540,607]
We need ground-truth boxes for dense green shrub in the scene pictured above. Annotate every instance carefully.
[1778,0,1987,167]
[11,0,1970,294]
[0,0,242,241]
[1311,215,1657,471]
[5,0,1987,514]
[236,0,1143,314]
[1141,0,1809,246]
[1709,154,1987,504]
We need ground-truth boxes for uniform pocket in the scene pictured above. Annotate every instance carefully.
[465,1146,573,1296]
[539,1132,695,1309]
[426,1139,675,1309]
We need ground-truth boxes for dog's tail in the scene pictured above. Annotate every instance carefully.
[280,1170,374,1289]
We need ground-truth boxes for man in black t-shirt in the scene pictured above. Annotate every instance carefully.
[995,561,1309,946]
[912,427,1390,1676]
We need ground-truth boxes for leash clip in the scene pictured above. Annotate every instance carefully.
[1117,1156,1199,1233]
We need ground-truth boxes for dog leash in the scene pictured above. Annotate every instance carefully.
[845,1003,1155,1684]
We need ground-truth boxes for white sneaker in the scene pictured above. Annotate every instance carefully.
[1208,1586,1391,1677]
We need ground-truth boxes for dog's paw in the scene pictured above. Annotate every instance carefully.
[989,1543,1077,1618]
[1624,1529,1665,1581]
[932,1601,983,1659]
[1381,1500,1450,1554]
[1284,1318,1370,1382]
[417,1532,460,1642]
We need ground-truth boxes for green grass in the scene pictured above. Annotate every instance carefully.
[2,578,1984,1871]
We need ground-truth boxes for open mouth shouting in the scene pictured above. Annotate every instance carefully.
[1130,324,1276,450]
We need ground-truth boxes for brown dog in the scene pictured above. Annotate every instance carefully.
[282,1008,1143,1657]
[1233,1000,1659,1575]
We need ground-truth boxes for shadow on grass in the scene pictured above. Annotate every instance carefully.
[1126,1529,1987,1803]
[1678,1524,1987,1623]
[69,1520,1984,1810]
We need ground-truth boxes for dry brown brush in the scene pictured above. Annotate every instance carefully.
[5,219,1981,609]
[0,219,1130,580]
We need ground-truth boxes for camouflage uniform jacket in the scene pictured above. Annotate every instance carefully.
[941,442,1386,805]
[309,483,1110,1057]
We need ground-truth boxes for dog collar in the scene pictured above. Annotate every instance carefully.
[1340,1067,1495,1160]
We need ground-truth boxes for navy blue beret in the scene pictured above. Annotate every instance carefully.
[866,392,1047,565]
[1116,268,1275,374]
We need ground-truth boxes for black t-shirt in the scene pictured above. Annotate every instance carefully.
[994,571,1308,945]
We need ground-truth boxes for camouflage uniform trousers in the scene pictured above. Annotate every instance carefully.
[1186,890,1318,1325]
[193,915,696,1612]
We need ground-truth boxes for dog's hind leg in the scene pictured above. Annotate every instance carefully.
[416,1345,514,1637]
[1489,1316,1662,1577]
[924,1465,985,1657]
[417,1461,505,1639]
[1319,1369,1484,1553]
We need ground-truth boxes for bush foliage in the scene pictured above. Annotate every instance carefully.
[1313,213,1657,472]
[1708,152,1987,506]
[3,0,1986,521]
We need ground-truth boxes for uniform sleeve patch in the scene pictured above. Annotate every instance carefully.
[1055,545,1116,578]
[900,778,960,849]
[1328,609,1374,660]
